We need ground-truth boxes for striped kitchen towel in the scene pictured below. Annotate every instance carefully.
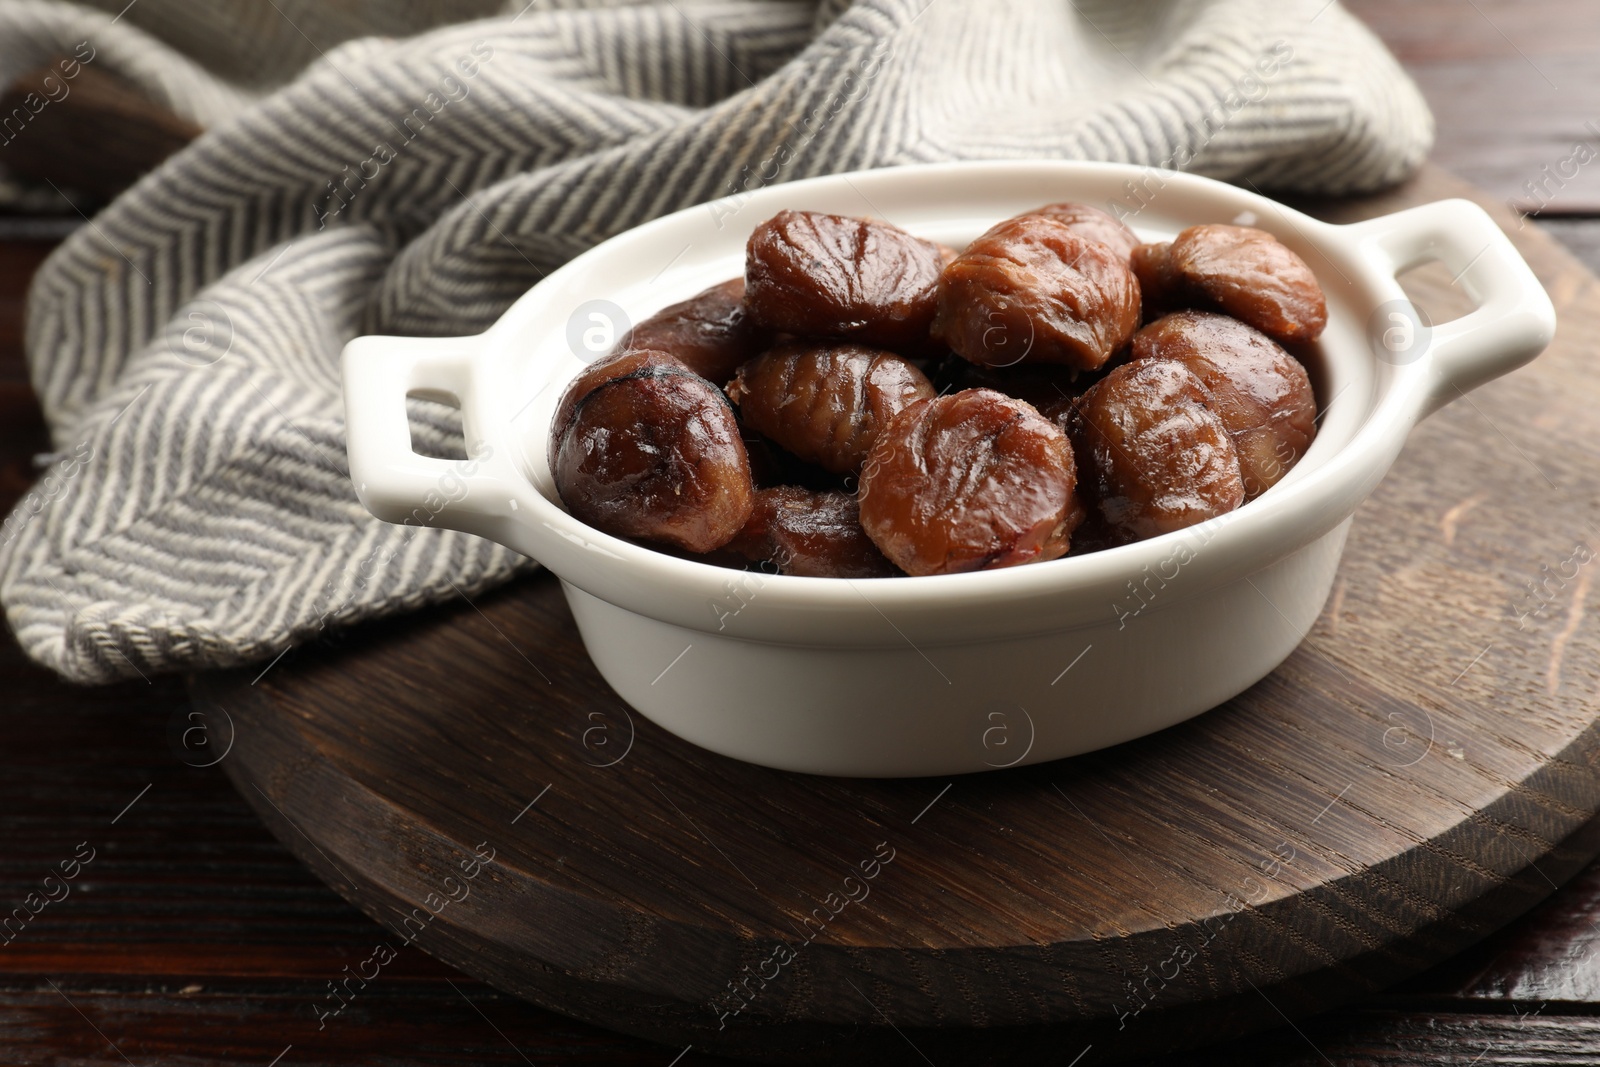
[0,0,1431,683]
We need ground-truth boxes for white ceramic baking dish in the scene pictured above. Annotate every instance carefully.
[342,161,1553,777]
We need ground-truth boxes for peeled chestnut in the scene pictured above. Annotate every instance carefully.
[1131,310,1317,499]
[743,210,945,349]
[726,486,898,578]
[1066,359,1244,543]
[552,352,753,553]
[1168,224,1328,343]
[858,389,1082,575]
[551,347,687,456]
[615,277,769,386]
[933,214,1140,371]
[549,204,1334,575]
[726,341,934,475]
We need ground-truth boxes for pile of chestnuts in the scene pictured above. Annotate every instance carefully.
[549,201,1324,578]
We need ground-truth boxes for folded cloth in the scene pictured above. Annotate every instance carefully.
[0,0,1431,683]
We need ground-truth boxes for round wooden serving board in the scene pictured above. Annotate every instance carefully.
[191,166,1600,1064]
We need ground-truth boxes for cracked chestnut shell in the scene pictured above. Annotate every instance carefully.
[743,210,945,348]
[726,341,934,475]
[933,214,1141,371]
[615,277,770,386]
[552,352,753,553]
[1131,310,1317,500]
[726,486,898,578]
[858,389,1082,576]
[1066,359,1244,544]
[1168,224,1328,343]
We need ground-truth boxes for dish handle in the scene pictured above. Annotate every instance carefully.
[1344,198,1556,419]
[342,333,520,542]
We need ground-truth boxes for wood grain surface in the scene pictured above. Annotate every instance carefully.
[0,204,1595,1067]
[1346,0,1600,215]
[185,163,1600,1064]
[6,3,1600,1063]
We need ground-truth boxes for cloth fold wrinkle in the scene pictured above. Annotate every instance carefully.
[0,0,1432,683]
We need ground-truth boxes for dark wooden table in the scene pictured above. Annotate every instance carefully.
[4,2,1599,1063]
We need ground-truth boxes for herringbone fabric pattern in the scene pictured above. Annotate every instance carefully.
[0,0,1432,682]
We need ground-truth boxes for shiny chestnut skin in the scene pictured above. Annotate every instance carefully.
[858,389,1082,575]
[1066,359,1245,544]
[1131,311,1317,500]
[933,214,1141,371]
[1027,201,1141,260]
[551,347,687,457]
[725,342,934,475]
[1130,240,1185,321]
[743,210,945,349]
[615,277,769,386]
[1169,224,1328,343]
[726,486,898,578]
[555,206,1331,571]
[552,355,753,553]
